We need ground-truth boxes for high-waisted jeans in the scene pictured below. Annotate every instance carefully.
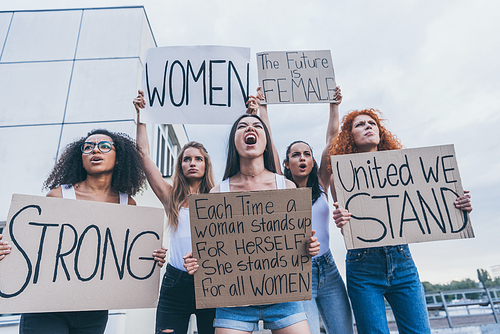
[346,245,431,334]
[302,249,353,334]
[156,264,216,334]
[20,310,108,334]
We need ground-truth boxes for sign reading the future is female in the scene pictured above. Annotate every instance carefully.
[257,50,337,104]
[330,145,474,250]
[140,45,250,124]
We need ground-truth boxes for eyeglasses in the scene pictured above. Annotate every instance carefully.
[81,141,114,154]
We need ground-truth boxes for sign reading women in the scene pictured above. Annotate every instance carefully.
[189,189,313,309]
[330,145,474,250]
[0,194,164,313]
[257,50,337,104]
[141,45,250,124]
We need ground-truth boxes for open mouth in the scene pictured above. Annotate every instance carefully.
[244,133,257,145]
[91,156,103,162]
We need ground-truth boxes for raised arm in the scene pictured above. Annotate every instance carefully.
[133,90,172,209]
[318,86,342,195]
[247,87,282,174]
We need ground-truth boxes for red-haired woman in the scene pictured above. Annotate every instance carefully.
[329,108,472,334]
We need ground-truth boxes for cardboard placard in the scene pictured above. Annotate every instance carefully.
[189,188,312,309]
[257,50,337,104]
[141,45,250,124]
[331,145,474,250]
[0,194,164,313]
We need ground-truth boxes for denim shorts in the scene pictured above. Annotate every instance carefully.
[214,302,307,331]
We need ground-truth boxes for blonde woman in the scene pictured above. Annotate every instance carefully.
[134,91,216,334]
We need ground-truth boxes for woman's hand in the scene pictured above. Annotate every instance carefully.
[0,234,11,261]
[333,202,351,228]
[306,230,320,257]
[153,247,167,267]
[133,90,146,113]
[455,190,472,213]
[331,86,342,105]
[246,87,265,115]
[183,252,199,275]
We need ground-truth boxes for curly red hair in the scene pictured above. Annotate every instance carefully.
[328,109,402,171]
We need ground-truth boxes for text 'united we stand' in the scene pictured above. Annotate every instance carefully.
[331,145,474,250]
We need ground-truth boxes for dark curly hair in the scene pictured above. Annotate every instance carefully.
[283,141,323,205]
[43,129,146,196]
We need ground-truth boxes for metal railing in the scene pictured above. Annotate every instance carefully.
[425,286,500,327]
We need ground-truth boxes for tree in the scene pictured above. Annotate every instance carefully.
[477,268,491,287]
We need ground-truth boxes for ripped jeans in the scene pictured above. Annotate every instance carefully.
[156,264,215,334]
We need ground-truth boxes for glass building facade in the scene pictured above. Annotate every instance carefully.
[0,7,187,334]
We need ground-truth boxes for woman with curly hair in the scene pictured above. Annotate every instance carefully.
[246,87,353,334]
[133,90,216,334]
[329,109,473,334]
[8,128,167,334]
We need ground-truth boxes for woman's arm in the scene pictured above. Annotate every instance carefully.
[247,87,282,174]
[133,90,173,209]
[318,87,342,195]
[330,174,352,231]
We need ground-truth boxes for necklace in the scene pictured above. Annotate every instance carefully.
[240,169,265,178]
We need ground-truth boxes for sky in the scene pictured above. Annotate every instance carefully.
[2,0,499,284]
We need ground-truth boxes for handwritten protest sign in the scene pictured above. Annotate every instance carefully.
[256,50,337,104]
[189,189,312,309]
[140,45,250,124]
[0,194,164,313]
[331,145,474,250]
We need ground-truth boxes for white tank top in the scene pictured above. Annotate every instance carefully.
[219,173,286,192]
[168,207,192,271]
[312,187,330,258]
[61,184,128,204]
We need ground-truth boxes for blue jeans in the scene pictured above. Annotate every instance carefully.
[302,249,353,334]
[19,311,108,334]
[214,302,307,331]
[156,264,216,334]
[346,245,431,334]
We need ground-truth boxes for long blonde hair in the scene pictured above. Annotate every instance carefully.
[167,141,214,230]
